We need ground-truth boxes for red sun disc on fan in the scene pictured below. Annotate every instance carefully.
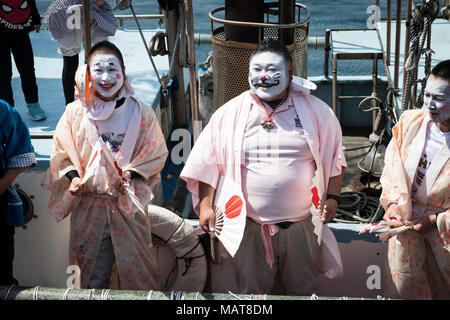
[311,186,320,209]
[224,195,243,219]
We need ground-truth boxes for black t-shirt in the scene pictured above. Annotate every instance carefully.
[0,0,41,34]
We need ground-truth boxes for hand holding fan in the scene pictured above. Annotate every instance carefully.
[194,176,246,257]
[212,176,247,257]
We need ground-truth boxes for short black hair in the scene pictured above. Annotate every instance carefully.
[430,59,450,81]
[87,40,125,67]
[250,38,292,66]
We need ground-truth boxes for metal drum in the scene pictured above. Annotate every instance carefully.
[209,3,310,110]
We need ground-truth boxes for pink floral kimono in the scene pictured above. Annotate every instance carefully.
[181,87,347,279]
[42,98,168,289]
[380,109,449,299]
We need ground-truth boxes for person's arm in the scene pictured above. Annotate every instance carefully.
[382,203,404,227]
[0,167,23,196]
[65,170,80,181]
[404,214,437,235]
[321,169,344,223]
[199,181,216,233]
[29,0,41,31]
[65,170,84,196]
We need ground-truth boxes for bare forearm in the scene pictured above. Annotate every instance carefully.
[320,168,345,223]
[0,167,23,196]
[327,168,345,196]
[198,181,216,232]
[199,181,215,210]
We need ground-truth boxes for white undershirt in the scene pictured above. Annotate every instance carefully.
[95,97,136,157]
[411,122,450,217]
[241,96,317,224]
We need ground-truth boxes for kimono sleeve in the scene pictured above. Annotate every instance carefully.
[49,106,80,180]
[180,119,220,215]
[41,104,83,222]
[328,112,347,177]
[310,95,346,178]
[379,111,418,211]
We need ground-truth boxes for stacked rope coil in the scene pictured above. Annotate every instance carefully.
[334,192,384,224]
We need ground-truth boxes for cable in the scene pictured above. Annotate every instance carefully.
[333,192,384,224]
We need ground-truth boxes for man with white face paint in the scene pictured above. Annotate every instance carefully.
[89,53,124,101]
[181,39,347,295]
[43,41,168,290]
[380,59,450,299]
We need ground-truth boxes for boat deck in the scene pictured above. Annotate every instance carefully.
[12,22,442,298]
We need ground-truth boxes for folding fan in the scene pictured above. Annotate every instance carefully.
[310,167,325,245]
[356,221,412,242]
[212,176,247,257]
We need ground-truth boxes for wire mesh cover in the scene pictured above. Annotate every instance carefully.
[212,27,308,110]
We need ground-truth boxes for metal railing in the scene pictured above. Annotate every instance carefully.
[115,14,164,27]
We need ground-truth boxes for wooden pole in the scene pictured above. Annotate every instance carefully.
[82,0,91,63]
[185,0,199,142]
[164,3,187,128]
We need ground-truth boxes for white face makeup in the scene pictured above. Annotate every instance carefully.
[423,74,450,124]
[89,53,124,100]
[248,51,290,101]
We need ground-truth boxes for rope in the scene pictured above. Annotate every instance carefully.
[129,1,187,99]
[4,285,15,300]
[176,240,205,276]
[385,86,399,125]
[33,286,40,300]
[63,288,71,300]
[402,0,439,111]
[101,289,110,300]
[170,291,186,300]
[228,291,256,300]
[164,240,206,289]
[310,293,319,300]
[333,192,383,224]
[151,218,185,246]
[129,4,164,88]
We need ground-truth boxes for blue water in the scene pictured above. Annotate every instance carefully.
[36,0,405,76]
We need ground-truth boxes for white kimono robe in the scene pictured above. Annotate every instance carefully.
[42,98,168,289]
[181,88,347,279]
[380,109,450,299]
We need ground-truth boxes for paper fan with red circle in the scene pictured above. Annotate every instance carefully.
[213,176,247,257]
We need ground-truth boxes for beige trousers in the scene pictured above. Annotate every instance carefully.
[224,217,320,295]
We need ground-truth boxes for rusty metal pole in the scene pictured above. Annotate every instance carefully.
[82,0,91,63]
[185,0,199,142]
[387,0,392,65]
[324,29,331,77]
[164,2,187,128]
[279,0,295,45]
[394,0,402,89]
